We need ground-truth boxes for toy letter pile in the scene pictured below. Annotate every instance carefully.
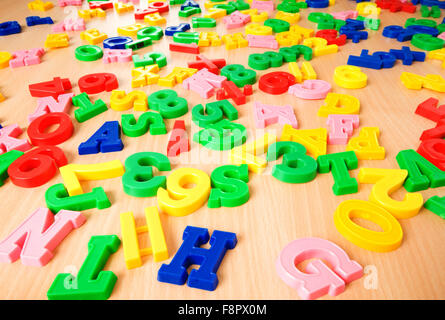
[0,0,444,301]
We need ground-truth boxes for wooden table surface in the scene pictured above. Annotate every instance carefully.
[0,0,444,300]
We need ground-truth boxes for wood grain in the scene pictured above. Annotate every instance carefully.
[0,0,444,300]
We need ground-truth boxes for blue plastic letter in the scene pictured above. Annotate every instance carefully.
[78,121,124,155]
[157,226,237,291]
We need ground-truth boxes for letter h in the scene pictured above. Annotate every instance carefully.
[157,226,237,291]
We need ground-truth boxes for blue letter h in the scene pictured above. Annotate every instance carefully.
[157,226,237,291]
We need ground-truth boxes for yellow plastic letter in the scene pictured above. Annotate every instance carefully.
[120,207,168,269]
[144,12,166,26]
[346,127,385,160]
[275,31,302,46]
[28,0,54,11]
[250,11,268,22]
[158,67,198,87]
[230,133,277,173]
[334,65,368,89]
[78,8,106,19]
[400,72,445,93]
[317,93,360,117]
[275,11,300,24]
[302,37,338,56]
[115,2,134,14]
[280,125,327,158]
[334,199,403,252]
[117,23,147,36]
[0,52,12,69]
[80,29,108,45]
[356,2,381,16]
[204,8,227,19]
[427,48,445,68]
[289,62,317,83]
[289,25,314,39]
[205,0,228,8]
[44,33,69,48]
[198,32,222,47]
[221,33,248,50]
[131,65,160,88]
[245,23,273,36]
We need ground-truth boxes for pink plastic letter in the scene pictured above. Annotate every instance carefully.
[28,92,74,123]
[9,48,45,68]
[276,237,363,300]
[0,125,32,154]
[254,102,297,128]
[182,68,226,98]
[246,35,278,49]
[223,11,251,29]
[58,0,82,6]
[251,0,274,13]
[288,80,331,100]
[332,10,358,20]
[0,208,86,266]
[327,114,360,145]
[103,49,132,64]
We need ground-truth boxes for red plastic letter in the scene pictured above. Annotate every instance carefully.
[27,112,74,146]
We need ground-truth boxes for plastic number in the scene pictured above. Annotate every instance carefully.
[122,152,171,197]
[148,89,188,119]
[302,37,338,56]
[27,112,74,146]
[110,90,147,111]
[248,51,283,70]
[192,99,238,128]
[8,146,68,188]
[266,141,318,183]
[358,168,423,219]
[59,160,125,196]
[220,64,257,87]
[157,168,211,216]
[279,45,313,62]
